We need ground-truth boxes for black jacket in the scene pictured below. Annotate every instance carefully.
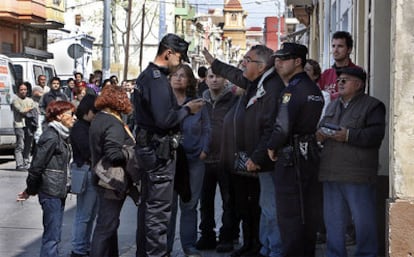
[202,87,236,162]
[212,59,285,172]
[90,111,135,169]
[70,119,91,167]
[26,126,71,198]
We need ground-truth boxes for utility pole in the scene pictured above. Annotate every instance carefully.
[123,0,132,80]
[159,0,166,40]
[139,1,146,72]
[102,0,111,80]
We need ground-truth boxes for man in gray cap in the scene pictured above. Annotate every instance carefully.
[316,66,385,257]
[267,42,324,257]
[134,33,204,257]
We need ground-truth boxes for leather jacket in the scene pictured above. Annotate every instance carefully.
[26,126,71,198]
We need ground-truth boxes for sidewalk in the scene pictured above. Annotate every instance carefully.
[0,156,350,257]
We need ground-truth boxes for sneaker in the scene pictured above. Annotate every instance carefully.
[15,166,27,172]
[195,236,217,250]
[345,232,356,246]
[183,247,203,257]
[216,241,234,253]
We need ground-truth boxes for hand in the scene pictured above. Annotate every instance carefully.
[246,158,261,172]
[315,129,327,142]
[267,149,278,162]
[17,191,29,202]
[202,48,215,65]
[185,99,205,114]
[199,151,207,161]
[331,127,347,142]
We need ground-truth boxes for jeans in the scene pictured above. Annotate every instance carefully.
[72,168,98,255]
[199,162,236,242]
[258,172,283,257]
[90,188,125,257]
[323,181,378,257]
[168,158,205,250]
[14,127,33,168]
[38,192,65,257]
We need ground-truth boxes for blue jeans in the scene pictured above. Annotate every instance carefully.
[72,167,98,255]
[168,158,205,251]
[258,172,283,257]
[38,192,65,257]
[323,181,378,257]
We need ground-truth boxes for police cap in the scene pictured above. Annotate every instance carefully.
[336,67,367,82]
[273,42,308,60]
[160,33,190,63]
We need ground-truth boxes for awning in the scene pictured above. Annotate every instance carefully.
[280,27,308,42]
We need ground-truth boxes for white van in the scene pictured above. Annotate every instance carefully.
[11,57,56,89]
[0,55,18,149]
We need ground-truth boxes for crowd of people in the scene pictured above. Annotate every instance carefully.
[14,31,385,257]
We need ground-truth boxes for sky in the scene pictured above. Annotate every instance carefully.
[189,0,284,28]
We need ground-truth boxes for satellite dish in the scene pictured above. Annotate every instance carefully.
[67,43,84,59]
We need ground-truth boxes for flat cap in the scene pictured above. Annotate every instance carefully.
[336,67,367,82]
[273,42,308,60]
[160,33,190,63]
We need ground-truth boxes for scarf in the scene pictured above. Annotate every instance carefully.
[246,67,275,108]
[49,120,70,139]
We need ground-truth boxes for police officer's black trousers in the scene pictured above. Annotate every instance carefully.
[273,158,321,257]
[136,160,175,257]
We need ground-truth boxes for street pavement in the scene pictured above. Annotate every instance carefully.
[0,154,352,257]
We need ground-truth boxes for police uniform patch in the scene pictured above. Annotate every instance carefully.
[282,93,291,104]
[152,69,161,79]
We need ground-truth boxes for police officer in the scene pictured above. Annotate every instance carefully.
[134,33,205,257]
[267,43,324,257]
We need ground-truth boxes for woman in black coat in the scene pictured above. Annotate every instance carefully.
[89,85,135,257]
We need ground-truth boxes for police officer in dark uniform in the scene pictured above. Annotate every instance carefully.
[267,43,324,257]
[134,33,205,257]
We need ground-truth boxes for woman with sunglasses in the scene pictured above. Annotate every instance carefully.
[17,100,76,257]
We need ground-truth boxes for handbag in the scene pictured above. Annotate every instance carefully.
[94,158,127,193]
[70,163,89,194]
[231,97,257,178]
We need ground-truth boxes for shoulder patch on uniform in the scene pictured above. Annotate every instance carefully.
[282,93,291,104]
[152,69,161,79]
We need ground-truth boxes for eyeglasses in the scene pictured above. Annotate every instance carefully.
[63,111,75,117]
[243,56,263,64]
[336,78,360,84]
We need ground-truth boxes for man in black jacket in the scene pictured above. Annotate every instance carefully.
[203,45,285,257]
[134,34,204,257]
[196,68,237,252]
[267,43,324,257]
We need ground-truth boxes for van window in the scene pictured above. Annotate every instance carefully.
[44,67,54,85]
[13,64,23,83]
[33,65,43,85]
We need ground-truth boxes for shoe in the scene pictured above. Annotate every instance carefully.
[230,244,251,257]
[345,232,356,246]
[70,251,88,257]
[183,247,203,257]
[240,246,261,257]
[195,236,217,250]
[15,166,27,171]
[216,241,234,253]
[315,232,326,244]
